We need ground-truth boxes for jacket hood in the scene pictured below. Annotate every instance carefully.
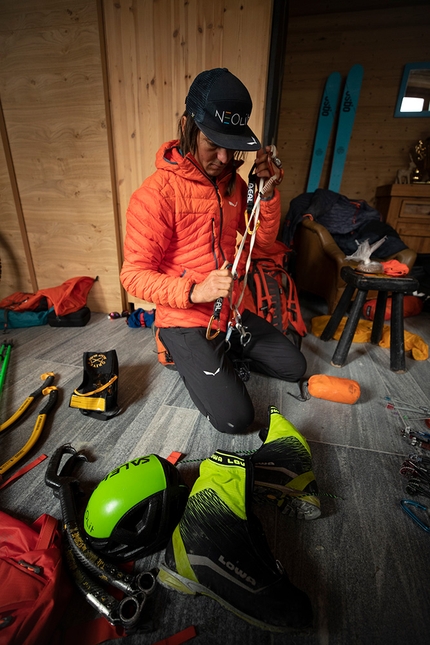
[155,139,244,183]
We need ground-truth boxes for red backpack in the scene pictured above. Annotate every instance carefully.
[242,240,307,339]
[0,512,72,645]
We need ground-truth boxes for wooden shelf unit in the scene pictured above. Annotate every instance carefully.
[375,184,430,254]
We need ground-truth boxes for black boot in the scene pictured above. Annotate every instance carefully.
[158,450,313,632]
[252,406,321,520]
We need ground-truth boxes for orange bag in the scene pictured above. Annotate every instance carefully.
[362,295,423,321]
[308,374,361,404]
[155,328,175,367]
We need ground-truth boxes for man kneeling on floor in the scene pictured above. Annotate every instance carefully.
[120,67,306,434]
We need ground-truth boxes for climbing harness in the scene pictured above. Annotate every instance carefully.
[0,372,58,478]
[205,145,284,343]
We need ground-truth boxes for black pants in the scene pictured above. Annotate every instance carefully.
[159,310,307,435]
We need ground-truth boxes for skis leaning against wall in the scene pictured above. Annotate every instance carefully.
[328,63,364,194]
[306,71,342,193]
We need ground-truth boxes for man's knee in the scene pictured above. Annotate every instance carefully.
[273,349,307,382]
[208,399,255,434]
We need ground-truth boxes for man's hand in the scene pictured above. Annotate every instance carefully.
[254,146,283,198]
[190,261,233,304]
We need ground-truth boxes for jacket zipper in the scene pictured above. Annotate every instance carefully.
[187,156,228,269]
[213,182,226,268]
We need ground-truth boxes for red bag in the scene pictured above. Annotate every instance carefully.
[242,240,307,338]
[0,512,72,645]
[362,295,423,321]
[0,276,95,317]
[0,292,40,311]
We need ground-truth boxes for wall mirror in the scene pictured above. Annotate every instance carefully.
[395,62,430,117]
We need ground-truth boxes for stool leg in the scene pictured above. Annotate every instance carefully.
[331,289,368,367]
[371,291,388,344]
[390,292,405,372]
[321,284,356,341]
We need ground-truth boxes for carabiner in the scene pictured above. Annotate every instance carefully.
[266,145,284,186]
[206,314,221,340]
[235,318,251,347]
[239,328,251,347]
[229,309,251,347]
[244,209,261,235]
[206,296,224,341]
[401,499,430,533]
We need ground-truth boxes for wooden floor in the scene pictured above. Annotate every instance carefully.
[1,293,430,645]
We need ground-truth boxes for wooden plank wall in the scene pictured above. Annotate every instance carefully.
[0,102,34,297]
[101,0,273,307]
[0,0,273,311]
[2,0,429,311]
[278,1,430,224]
[0,0,121,311]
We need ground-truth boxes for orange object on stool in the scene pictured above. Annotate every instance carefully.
[382,259,409,276]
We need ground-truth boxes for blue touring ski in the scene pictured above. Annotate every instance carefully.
[328,64,364,193]
[306,71,342,192]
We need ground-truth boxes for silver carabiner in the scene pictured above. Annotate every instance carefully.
[231,310,252,347]
[236,322,251,346]
[240,330,251,347]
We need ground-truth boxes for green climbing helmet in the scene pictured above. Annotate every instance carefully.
[83,454,189,562]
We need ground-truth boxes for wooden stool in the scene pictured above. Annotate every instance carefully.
[320,266,420,372]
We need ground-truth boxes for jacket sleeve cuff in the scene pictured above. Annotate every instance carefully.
[188,283,196,304]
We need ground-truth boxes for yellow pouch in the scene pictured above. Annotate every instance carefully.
[311,315,373,341]
[380,328,429,361]
[312,316,428,361]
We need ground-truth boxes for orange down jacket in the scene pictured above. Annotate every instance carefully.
[120,140,282,331]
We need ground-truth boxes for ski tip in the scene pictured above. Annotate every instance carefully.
[348,63,364,78]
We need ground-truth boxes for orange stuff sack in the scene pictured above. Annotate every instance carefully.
[155,328,175,367]
[362,295,423,321]
[308,374,361,404]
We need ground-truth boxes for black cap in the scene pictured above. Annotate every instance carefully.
[185,68,261,151]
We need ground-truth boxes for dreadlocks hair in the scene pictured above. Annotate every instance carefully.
[178,111,245,196]
[178,111,200,157]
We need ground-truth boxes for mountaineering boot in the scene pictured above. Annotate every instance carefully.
[158,450,313,632]
[252,406,321,520]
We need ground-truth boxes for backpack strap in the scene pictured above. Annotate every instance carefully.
[153,625,197,645]
[253,262,271,320]
[36,514,59,550]
[284,272,307,336]
[0,453,47,490]
[59,619,196,645]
